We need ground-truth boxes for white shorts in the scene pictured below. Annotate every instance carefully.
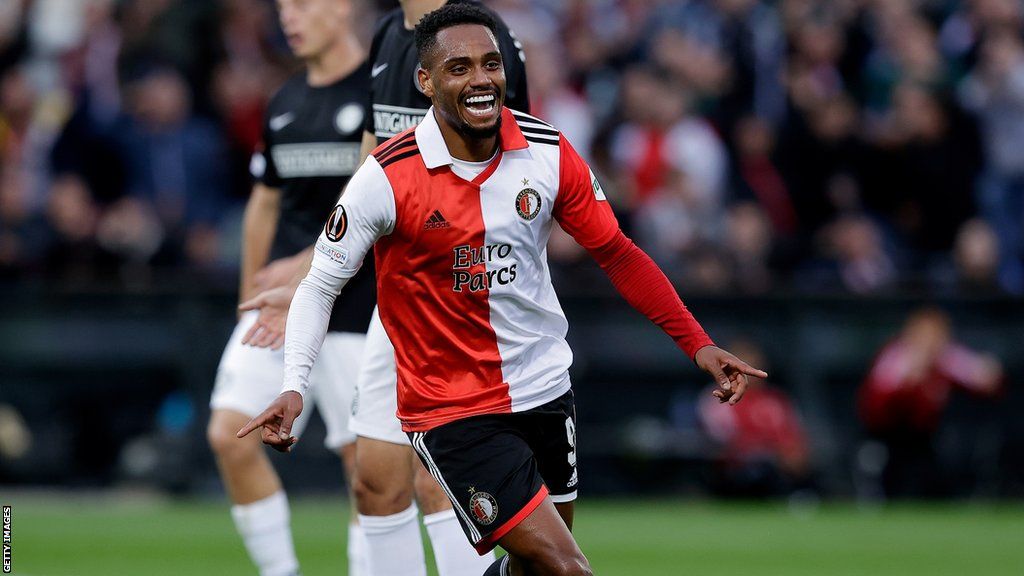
[349,307,408,446]
[210,310,363,449]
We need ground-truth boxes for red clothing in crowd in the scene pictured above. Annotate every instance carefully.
[859,340,1002,434]
[699,383,807,468]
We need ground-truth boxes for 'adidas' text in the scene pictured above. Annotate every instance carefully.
[424,210,451,230]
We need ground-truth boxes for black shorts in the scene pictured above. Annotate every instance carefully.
[408,389,578,554]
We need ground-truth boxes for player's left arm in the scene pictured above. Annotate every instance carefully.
[552,138,766,404]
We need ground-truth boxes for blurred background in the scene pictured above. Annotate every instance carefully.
[0,0,1022,573]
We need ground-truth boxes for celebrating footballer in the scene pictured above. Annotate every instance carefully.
[240,4,766,575]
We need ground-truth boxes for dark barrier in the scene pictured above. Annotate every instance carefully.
[1,285,1021,498]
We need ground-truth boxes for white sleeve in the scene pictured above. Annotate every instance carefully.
[282,157,395,397]
[310,156,396,280]
[283,270,349,397]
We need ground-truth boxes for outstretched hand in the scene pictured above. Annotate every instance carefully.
[694,345,768,405]
[236,391,304,452]
[238,285,296,349]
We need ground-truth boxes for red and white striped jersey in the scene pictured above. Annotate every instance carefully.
[310,107,710,431]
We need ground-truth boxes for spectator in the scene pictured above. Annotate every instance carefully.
[115,65,231,267]
[41,174,117,281]
[872,83,981,259]
[811,214,896,294]
[647,0,786,131]
[952,218,1003,294]
[959,27,1024,293]
[730,114,797,237]
[524,38,595,158]
[633,167,710,271]
[697,339,810,497]
[858,307,1003,497]
[862,13,951,113]
[777,92,862,239]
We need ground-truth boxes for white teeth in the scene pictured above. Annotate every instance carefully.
[466,95,495,104]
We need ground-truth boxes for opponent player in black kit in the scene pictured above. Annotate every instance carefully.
[237,2,530,575]
[206,1,372,575]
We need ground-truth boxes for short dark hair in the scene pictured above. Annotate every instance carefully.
[414,2,499,67]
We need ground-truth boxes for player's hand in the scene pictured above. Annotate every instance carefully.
[236,391,303,452]
[694,345,767,406]
[238,285,296,350]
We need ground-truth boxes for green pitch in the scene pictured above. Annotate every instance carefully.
[7,495,1024,575]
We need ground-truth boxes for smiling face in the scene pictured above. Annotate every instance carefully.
[418,23,506,139]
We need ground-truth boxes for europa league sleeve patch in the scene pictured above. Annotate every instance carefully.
[324,204,348,242]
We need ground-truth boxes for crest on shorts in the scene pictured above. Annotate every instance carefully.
[324,204,348,242]
[515,180,541,221]
[468,489,499,525]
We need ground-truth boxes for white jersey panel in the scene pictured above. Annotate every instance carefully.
[479,143,573,412]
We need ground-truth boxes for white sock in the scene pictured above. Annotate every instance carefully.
[348,521,368,576]
[359,504,427,576]
[424,509,495,576]
[230,491,300,576]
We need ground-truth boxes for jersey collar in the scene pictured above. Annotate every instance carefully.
[416,106,529,169]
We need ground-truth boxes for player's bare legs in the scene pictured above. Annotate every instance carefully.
[495,500,590,576]
[208,409,283,504]
[337,442,368,576]
[211,408,364,576]
[353,437,426,575]
[353,437,417,514]
[353,437,493,575]
[208,409,299,576]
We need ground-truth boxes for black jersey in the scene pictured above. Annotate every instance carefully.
[364,0,530,144]
[252,64,374,333]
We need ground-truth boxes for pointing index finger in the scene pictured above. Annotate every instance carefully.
[728,358,768,379]
[237,416,262,438]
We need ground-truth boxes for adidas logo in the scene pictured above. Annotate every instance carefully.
[424,210,451,230]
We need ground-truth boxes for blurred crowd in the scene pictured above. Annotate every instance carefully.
[1,0,1023,295]
[688,307,1003,499]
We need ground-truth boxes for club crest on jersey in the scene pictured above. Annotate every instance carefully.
[324,204,348,242]
[468,490,498,526]
[515,180,541,221]
[335,103,364,135]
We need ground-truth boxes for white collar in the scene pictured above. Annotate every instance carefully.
[416,107,454,169]
[414,106,529,169]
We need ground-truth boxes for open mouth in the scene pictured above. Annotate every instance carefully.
[463,93,497,118]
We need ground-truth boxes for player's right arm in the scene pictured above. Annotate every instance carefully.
[282,157,395,398]
[239,128,384,348]
[238,157,395,450]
